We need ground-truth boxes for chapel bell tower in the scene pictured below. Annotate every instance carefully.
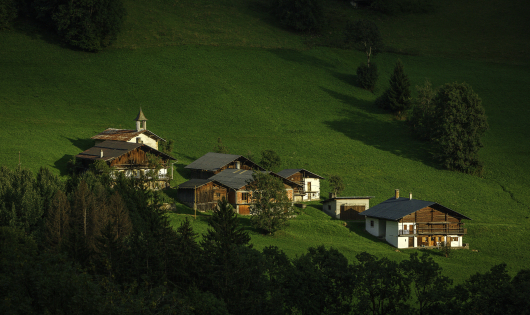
[135,108,148,131]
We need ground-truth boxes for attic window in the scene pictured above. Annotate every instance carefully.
[370,220,374,227]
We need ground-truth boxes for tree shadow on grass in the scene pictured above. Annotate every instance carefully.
[12,17,72,50]
[267,48,336,69]
[331,71,358,88]
[65,137,94,151]
[54,154,73,176]
[321,87,438,167]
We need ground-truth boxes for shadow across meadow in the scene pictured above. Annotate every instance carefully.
[321,87,437,167]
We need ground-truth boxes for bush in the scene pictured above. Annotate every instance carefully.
[356,62,378,91]
[0,0,17,30]
[270,0,325,33]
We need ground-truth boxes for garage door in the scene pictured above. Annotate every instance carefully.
[340,205,365,221]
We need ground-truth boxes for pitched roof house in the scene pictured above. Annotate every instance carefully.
[277,169,324,202]
[177,168,302,214]
[360,190,471,249]
[184,152,265,179]
[76,140,176,188]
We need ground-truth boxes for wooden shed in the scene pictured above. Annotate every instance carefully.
[184,152,265,179]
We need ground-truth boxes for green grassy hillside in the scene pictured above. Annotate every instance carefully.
[1,0,529,282]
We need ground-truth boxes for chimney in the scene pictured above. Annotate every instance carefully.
[100,150,104,158]
[329,192,335,199]
[409,193,412,200]
[395,189,399,199]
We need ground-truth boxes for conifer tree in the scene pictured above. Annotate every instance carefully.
[386,59,412,117]
[173,217,201,289]
[45,190,71,253]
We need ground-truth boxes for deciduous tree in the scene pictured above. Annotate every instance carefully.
[248,172,293,235]
[432,82,488,175]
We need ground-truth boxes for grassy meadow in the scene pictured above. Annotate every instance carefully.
[1,0,529,283]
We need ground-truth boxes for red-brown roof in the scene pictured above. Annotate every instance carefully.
[91,128,165,142]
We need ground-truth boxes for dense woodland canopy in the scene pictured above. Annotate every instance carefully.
[1,166,529,314]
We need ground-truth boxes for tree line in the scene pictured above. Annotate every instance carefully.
[0,0,126,51]
[1,165,528,314]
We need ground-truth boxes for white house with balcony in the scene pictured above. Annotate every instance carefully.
[276,169,324,202]
[360,190,471,249]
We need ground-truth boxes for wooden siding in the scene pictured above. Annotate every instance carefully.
[110,148,149,167]
[400,205,463,235]
[340,205,365,221]
[177,182,227,211]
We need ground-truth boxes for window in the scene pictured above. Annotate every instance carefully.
[216,193,221,198]
[242,192,250,202]
[452,237,459,242]
[370,220,374,227]
[328,205,331,210]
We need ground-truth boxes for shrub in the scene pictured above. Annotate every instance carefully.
[0,0,17,30]
[260,150,281,171]
[270,0,325,33]
[356,62,378,91]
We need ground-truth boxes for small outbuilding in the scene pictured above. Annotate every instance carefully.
[322,195,374,220]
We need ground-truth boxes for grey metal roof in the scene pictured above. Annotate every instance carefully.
[178,178,214,189]
[184,152,264,171]
[277,169,325,179]
[76,140,175,162]
[359,197,472,221]
[209,169,258,190]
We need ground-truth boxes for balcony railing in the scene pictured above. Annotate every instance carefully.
[398,228,467,235]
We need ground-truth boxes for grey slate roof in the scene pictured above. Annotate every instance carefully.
[359,197,472,221]
[277,169,325,179]
[209,169,259,190]
[178,178,214,189]
[76,140,175,162]
[184,152,264,171]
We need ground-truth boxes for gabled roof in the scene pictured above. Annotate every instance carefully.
[91,128,165,142]
[178,178,215,189]
[75,140,175,162]
[277,168,325,179]
[184,152,265,172]
[207,169,302,190]
[209,169,259,190]
[359,197,472,221]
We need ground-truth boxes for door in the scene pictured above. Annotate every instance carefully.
[408,237,414,248]
[409,224,414,234]
[239,205,250,215]
[340,205,366,221]
[307,182,312,200]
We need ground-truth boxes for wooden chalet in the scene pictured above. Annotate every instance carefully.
[75,140,176,189]
[360,190,471,249]
[277,169,324,201]
[177,169,302,214]
[91,108,166,150]
[184,152,265,179]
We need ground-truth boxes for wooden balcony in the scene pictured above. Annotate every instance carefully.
[398,228,467,236]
